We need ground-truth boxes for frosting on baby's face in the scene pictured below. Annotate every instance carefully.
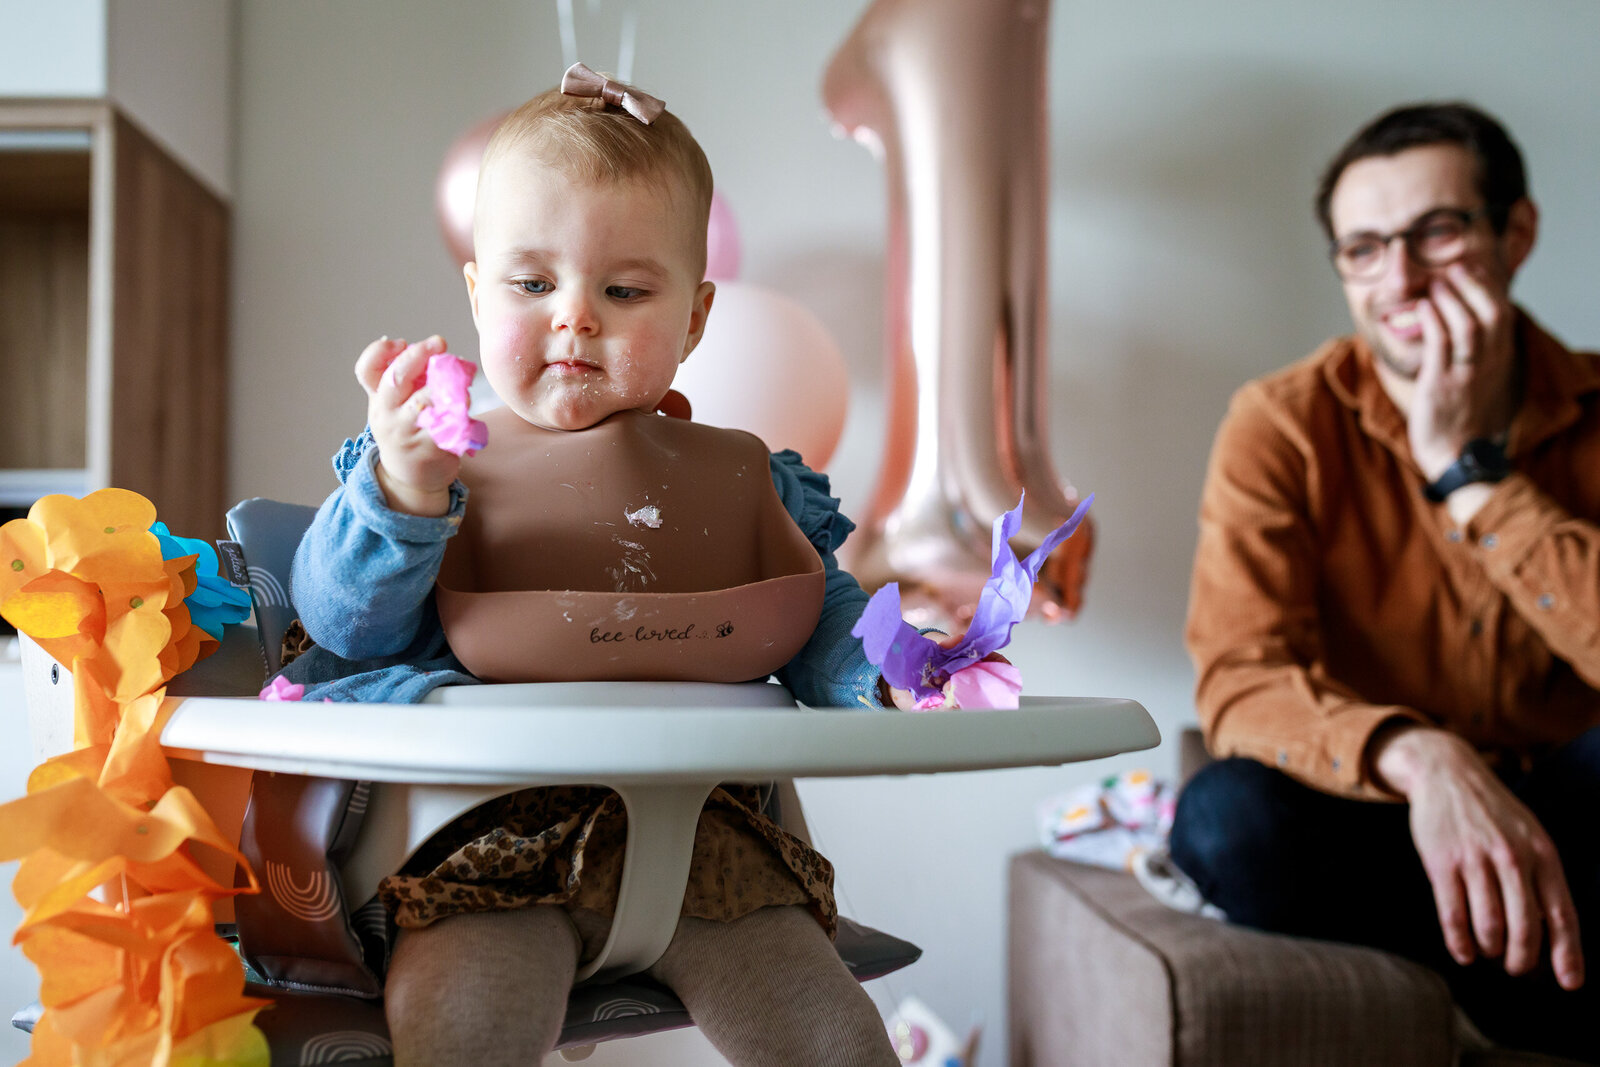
[464,150,715,431]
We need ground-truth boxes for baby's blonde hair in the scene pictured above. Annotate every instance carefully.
[477,83,714,275]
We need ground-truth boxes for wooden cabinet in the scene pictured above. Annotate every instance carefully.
[0,99,229,545]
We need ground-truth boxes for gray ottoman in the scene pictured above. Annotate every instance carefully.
[1009,851,1471,1066]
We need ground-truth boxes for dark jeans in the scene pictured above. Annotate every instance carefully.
[1169,726,1600,1064]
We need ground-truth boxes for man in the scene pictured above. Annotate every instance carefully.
[1172,101,1600,1062]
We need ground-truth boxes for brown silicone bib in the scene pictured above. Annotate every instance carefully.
[436,408,825,683]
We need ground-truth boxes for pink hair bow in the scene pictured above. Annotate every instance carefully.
[560,62,665,125]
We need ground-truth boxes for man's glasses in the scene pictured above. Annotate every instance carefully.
[1328,207,1487,282]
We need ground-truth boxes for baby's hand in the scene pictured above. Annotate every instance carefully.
[355,335,459,516]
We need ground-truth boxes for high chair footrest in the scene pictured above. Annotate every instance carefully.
[12,916,919,1060]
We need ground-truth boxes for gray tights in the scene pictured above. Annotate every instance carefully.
[384,904,899,1066]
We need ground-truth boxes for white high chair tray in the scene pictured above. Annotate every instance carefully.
[158,689,1158,784]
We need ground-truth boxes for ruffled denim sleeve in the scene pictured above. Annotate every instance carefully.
[768,450,884,709]
[290,429,469,662]
[332,427,376,483]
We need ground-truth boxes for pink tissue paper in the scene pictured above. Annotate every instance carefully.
[417,352,490,456]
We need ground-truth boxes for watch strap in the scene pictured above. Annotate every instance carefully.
[1423,438,1509,503]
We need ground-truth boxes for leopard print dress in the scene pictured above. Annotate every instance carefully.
[377,782,836,961]
[281,623,837,959]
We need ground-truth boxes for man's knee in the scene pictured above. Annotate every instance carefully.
[1167,755,1372,933]
[1522,724,1600,902]
[1171,756,1307,876]
[1531,724,1600,797]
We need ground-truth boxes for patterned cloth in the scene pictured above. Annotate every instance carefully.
[279,618,315,667]
[377,783,836,959]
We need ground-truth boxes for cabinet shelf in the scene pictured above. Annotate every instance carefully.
[0,100,229,541]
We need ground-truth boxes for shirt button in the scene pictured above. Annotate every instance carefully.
[1446,530,1463,543]
[1469,619,1483,636]
[1481,534,1499,550]
[1538,594,1555,611]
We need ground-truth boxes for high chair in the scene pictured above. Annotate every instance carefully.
[11,497,1159,1064]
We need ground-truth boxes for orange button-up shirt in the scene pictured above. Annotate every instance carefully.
[1187,312,1600,799]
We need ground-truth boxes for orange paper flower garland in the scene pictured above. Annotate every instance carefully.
[0,489,269,1066]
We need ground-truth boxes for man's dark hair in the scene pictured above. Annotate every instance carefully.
[1313,101,1528,239]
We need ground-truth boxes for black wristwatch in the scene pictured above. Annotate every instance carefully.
[1423,438,1511,502]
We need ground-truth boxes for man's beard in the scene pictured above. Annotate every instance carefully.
[1362,323,1420,382]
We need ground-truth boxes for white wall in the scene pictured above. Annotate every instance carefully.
[4,1,1599,1064]
[0,0,105,96]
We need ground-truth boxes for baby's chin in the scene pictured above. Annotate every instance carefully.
[515,398,651,432]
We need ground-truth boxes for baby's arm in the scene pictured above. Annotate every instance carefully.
[767,452,884,707]
[357,336,460,516]
[285,337,469,659]
[778,550,884,707]
[290,429,468,661]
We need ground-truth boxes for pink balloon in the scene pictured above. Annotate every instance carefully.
[706,189,742,281]
[435,112,507,267]
[672,281,848,468]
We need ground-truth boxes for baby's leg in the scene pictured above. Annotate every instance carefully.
[384,906,580,1067]
[648,905,899,1067]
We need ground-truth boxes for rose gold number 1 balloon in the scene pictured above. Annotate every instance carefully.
[824,0,1093,622]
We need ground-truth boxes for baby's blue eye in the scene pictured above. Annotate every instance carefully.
[517,279,552,295]
[607,286,645,300]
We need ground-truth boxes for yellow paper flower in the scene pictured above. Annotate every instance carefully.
[73,662,127,751]
[28,490,160,576]
[0,568,106,667]
[160,556,213,683]
[0,489,266,1066]
[0,514,49,599]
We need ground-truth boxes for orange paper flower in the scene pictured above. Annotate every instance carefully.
[0,489,266,1066]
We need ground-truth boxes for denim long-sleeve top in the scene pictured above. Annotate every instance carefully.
[279,428,883,707]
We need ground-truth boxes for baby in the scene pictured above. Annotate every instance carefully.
[279,69,901,1065]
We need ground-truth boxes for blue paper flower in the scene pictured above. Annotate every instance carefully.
[851,492,1094,705]
[150,522,253,642]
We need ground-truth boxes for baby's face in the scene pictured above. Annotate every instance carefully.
[465,150,713,431]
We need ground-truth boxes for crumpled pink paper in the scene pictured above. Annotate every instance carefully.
[416,352,489,456]
[944,659,1023,710]
[852,492,1093,709]
[259,676,304,701]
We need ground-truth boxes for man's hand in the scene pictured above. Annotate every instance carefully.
[1372,723,1584,990]
[355,335,459,517]
[1409,263,1518,522]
